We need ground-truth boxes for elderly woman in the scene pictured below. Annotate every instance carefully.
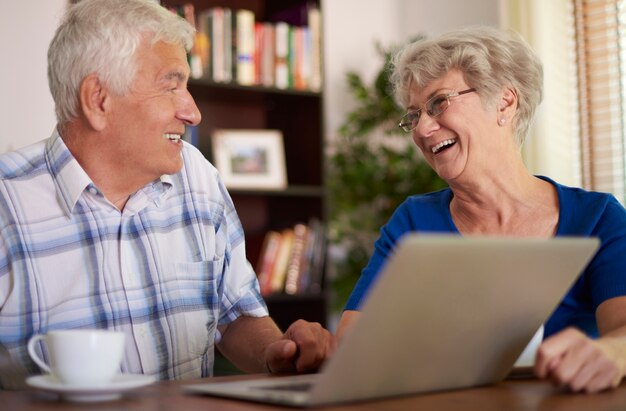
[336,26,626,393]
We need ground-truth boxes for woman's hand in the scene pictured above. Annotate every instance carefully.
[534,327,624,393]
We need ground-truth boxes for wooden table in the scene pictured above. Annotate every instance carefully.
[3,375,626,411]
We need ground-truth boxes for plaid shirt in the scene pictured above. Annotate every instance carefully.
[0,131,267,387]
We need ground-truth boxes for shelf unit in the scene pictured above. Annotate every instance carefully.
[169,0,327,332]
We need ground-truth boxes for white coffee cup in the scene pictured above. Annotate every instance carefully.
[27,329,125,387]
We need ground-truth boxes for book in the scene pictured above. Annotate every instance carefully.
[254,22,275,87]
[270,228,294,293]
[168,4,203,79]
[222,7,233,83]
[284,223,309,295]
[182,4,321,91]
[196,8,212,78]
[181,4,321,91]
[183,3,204,79]
[288,26,296,89]
[236,9,256,85]
[274,22,290,89]
[292,27,303,90]
[210,7,225,82]
[299,219,325,294]
[308,6,322,92]
[261,23,275,87]
[301,26,312,90]
[256,220,326,296]
[254,22,264,85]
[256,230,281,296]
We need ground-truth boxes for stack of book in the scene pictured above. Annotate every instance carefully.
[256,219,325,296]
[169,3,322,92]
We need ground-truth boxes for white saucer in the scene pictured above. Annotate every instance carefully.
[26,374,156,402]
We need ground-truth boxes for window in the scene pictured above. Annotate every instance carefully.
[574,0,626,202]
[503,0,626,202]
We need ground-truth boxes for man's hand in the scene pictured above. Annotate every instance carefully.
[534,327,623,393]
[264,319,336,374]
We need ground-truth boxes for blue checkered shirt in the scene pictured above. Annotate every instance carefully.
[0,131,268,387]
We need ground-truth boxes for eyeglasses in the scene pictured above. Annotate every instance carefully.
[398,88,476,133]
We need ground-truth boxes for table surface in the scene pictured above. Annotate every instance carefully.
[3,374,626,411]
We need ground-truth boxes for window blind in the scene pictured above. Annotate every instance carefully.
[574,0,626,202]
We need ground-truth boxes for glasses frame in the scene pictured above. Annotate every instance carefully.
[398,88,477,133]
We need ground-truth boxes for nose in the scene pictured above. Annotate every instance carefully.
[414,111,440,138]
[177,89,202,126]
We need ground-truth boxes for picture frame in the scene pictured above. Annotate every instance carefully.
[211,129,288,190]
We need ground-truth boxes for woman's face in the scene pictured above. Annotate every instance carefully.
[406,69,504,183]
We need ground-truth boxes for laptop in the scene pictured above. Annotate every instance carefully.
[185,234,599,407]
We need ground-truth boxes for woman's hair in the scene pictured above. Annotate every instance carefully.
[48,0,195,126]
[390,26,543,145]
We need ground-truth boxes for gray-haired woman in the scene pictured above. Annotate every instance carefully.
[338,26,626,393]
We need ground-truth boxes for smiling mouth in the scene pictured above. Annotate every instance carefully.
[432,139,457,154]
[164,133,182,142]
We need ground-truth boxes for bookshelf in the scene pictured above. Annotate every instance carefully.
[165,0,327,332]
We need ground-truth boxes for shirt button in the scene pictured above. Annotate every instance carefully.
[89,187,98,195]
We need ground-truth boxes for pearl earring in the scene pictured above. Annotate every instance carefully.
[498,118,506,125]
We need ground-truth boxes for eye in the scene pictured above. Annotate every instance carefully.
[405,111,420,128]
[427,95,449,115]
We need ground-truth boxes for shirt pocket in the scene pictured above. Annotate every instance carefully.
[165,258,223,360]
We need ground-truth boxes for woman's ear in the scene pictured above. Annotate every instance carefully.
[497,87,517,126]
[79,74,108,131]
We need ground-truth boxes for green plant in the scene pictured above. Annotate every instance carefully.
[327,40,447,310]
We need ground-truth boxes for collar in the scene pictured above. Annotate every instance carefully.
[45,130,91,216]
[45,129,174,215]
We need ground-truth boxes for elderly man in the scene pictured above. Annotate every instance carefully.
[0,0,333,389]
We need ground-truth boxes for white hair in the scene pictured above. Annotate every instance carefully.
[390,26,543,145]
[48,0,195,126]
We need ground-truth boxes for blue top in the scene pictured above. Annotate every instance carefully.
[344,176,626,338]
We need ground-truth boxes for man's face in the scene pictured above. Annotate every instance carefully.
[105,38,201,182]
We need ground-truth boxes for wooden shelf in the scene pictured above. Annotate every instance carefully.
[182,0,327,328]
[188,78,321,97]
[229,185,325,197]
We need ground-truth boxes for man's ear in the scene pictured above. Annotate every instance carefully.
[79,74,108,131]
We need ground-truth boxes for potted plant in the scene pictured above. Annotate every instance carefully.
[327,40,447,309]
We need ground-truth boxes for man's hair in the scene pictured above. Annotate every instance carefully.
[48,0,195,126]
[390,26,543,145]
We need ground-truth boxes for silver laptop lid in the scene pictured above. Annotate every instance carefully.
[309,235,599,405]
